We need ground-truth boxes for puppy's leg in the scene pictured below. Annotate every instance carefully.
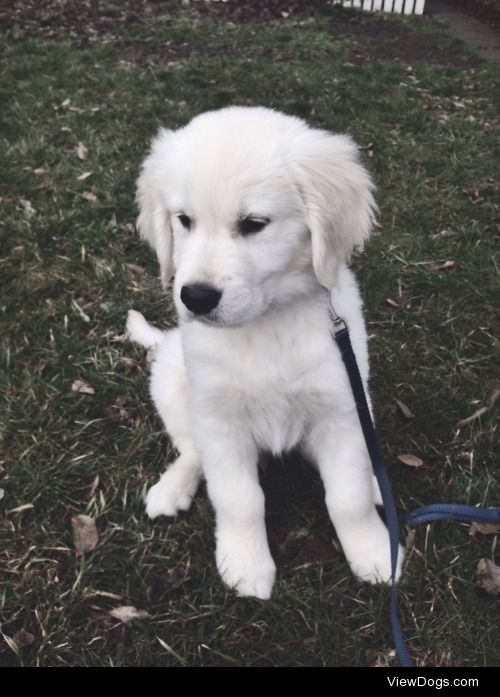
[127,318,203,517]
[126,309,165,349]
[145,445,201,519]
[305,415,404,584]
[195,425,276,600]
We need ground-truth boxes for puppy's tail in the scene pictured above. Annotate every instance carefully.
[126,309,164,349]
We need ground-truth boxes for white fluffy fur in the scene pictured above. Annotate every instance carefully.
[127,106,402,599]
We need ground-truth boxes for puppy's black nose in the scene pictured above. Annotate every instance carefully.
[180,283,222,315]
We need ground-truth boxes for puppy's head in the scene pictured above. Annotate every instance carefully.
[136,106,376,326]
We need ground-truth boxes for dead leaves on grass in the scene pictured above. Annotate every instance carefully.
[108,606,151,624]
[386,293,412,311]
[425,259,458,273]
[124,263,145,276]
[19,198,36,218]
[469,521,500,537]
[102,394,137,423]
[81,191,97,205]
[456,388,500,429]
[71,514,98,556]
[76,142,88,160]
[1,628,35,659]
[394,398,415,420]
[476,559,500,596]
[149,564,192,604]
[397,453,424,468]
[71,379,95,395]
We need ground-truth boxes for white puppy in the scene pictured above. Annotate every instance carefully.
[127,106,403,600]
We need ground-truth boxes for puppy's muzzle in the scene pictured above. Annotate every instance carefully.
[181,283,223,315]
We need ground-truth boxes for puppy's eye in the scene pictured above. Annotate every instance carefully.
[238,216,270,236]
[177,214,192,230]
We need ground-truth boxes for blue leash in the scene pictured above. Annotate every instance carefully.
[329,303,500,667]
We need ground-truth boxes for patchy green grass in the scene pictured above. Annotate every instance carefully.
[0,4,499,667]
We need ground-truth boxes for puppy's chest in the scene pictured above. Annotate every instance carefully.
[189,327,340,454]
[243,380,331,454]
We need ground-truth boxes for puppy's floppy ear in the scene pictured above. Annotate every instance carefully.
[136,129,175,289]
[290,129,377,288]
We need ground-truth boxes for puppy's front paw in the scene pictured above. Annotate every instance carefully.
[339,516,404,584]
[216,530,276,600]
[126,309,147,342]
[145,466,198,519]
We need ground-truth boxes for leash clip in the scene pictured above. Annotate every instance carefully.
[327,298,348,336]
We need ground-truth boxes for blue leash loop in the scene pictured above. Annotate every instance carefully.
[328,301,500,667]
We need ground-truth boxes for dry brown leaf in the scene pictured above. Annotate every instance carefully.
[125,263,145,276]
[469,521,500,537]
[456,406,488,429]
[386,294,410,310]
[429,260,457,272]
[77,171,93,181]
[76,142,88,160]
[0,488,4,501]
[19,198,36,218]
[71,514,98,556]
[386,297,401,309]
[72,379,95,395]
[394,399,415,419]
[456,389,499,428]
[149,565,191,603]
[109,606,151,623]
[476,558,500,596]
[81,191,97,204]
[397,454,424,468]
[13,630,35,648]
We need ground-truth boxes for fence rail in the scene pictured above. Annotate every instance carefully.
[334,0,426,14]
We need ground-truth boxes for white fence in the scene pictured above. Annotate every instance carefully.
[334,0,426,14]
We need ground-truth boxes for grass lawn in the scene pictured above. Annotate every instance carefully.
[1,1,499,667]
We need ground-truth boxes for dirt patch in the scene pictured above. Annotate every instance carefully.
[0,0,479,68]
[0,0,331,42]
[330,10,479,66]
[452,0,500,34]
